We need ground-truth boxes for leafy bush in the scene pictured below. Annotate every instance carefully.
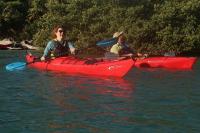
[1,0,200,56]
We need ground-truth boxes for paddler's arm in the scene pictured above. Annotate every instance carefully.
[41,41,54,61]
[68,42,76,55]
[120,53,148,60]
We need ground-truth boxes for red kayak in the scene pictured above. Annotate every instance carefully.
[26,54,134,77]
[0,44,12,49]
[135,57,197,69]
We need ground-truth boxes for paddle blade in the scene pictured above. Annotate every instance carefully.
[96,38,117,47]
[6,62,27,71]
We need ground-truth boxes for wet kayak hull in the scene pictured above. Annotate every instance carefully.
[26,55,135,77]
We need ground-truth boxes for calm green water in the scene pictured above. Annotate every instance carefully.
[0,50,200,133]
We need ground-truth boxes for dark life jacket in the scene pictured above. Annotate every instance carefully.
[51,40,69,57]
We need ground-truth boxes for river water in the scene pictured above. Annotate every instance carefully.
[0,50,200,133]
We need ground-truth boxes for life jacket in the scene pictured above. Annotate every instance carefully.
[51,40,69,58]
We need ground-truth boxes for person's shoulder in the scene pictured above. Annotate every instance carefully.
[112,43,119,47]
[50,39,58,44]
[48,40,54,43]
[110,43,119,52]
[47,40,56,46]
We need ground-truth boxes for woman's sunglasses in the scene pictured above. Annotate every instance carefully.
[58,30,63,33]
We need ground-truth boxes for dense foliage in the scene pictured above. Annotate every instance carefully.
[0,0,200,55]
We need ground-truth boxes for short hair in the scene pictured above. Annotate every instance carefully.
[51,25,66,39]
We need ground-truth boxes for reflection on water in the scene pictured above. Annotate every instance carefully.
[46,72,135,110]
[40,73,135,132]
[48,73,135,98]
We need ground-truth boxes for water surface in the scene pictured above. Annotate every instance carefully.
[0,50,200,133]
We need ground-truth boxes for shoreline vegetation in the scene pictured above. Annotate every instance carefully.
[0,1,200,57]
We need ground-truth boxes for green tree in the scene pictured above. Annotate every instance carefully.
[1,0,200,55]
[0,0,29,39]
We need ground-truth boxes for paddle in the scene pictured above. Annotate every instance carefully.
[5,57,40,71]
[6,62,28,71]
[96,38,117,47]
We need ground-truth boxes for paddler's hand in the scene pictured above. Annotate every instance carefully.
[137,53,143,57]
[70,48,76,55]
[129,53,134,57]
[136,53,148,60]
[40,56,45,61]
[143,54,148,58]
[121,53,134,59]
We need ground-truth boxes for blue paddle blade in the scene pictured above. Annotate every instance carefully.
[96,38,117,47]
[6,62,27,71]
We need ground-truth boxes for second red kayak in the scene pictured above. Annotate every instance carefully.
[135,57,197,69]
